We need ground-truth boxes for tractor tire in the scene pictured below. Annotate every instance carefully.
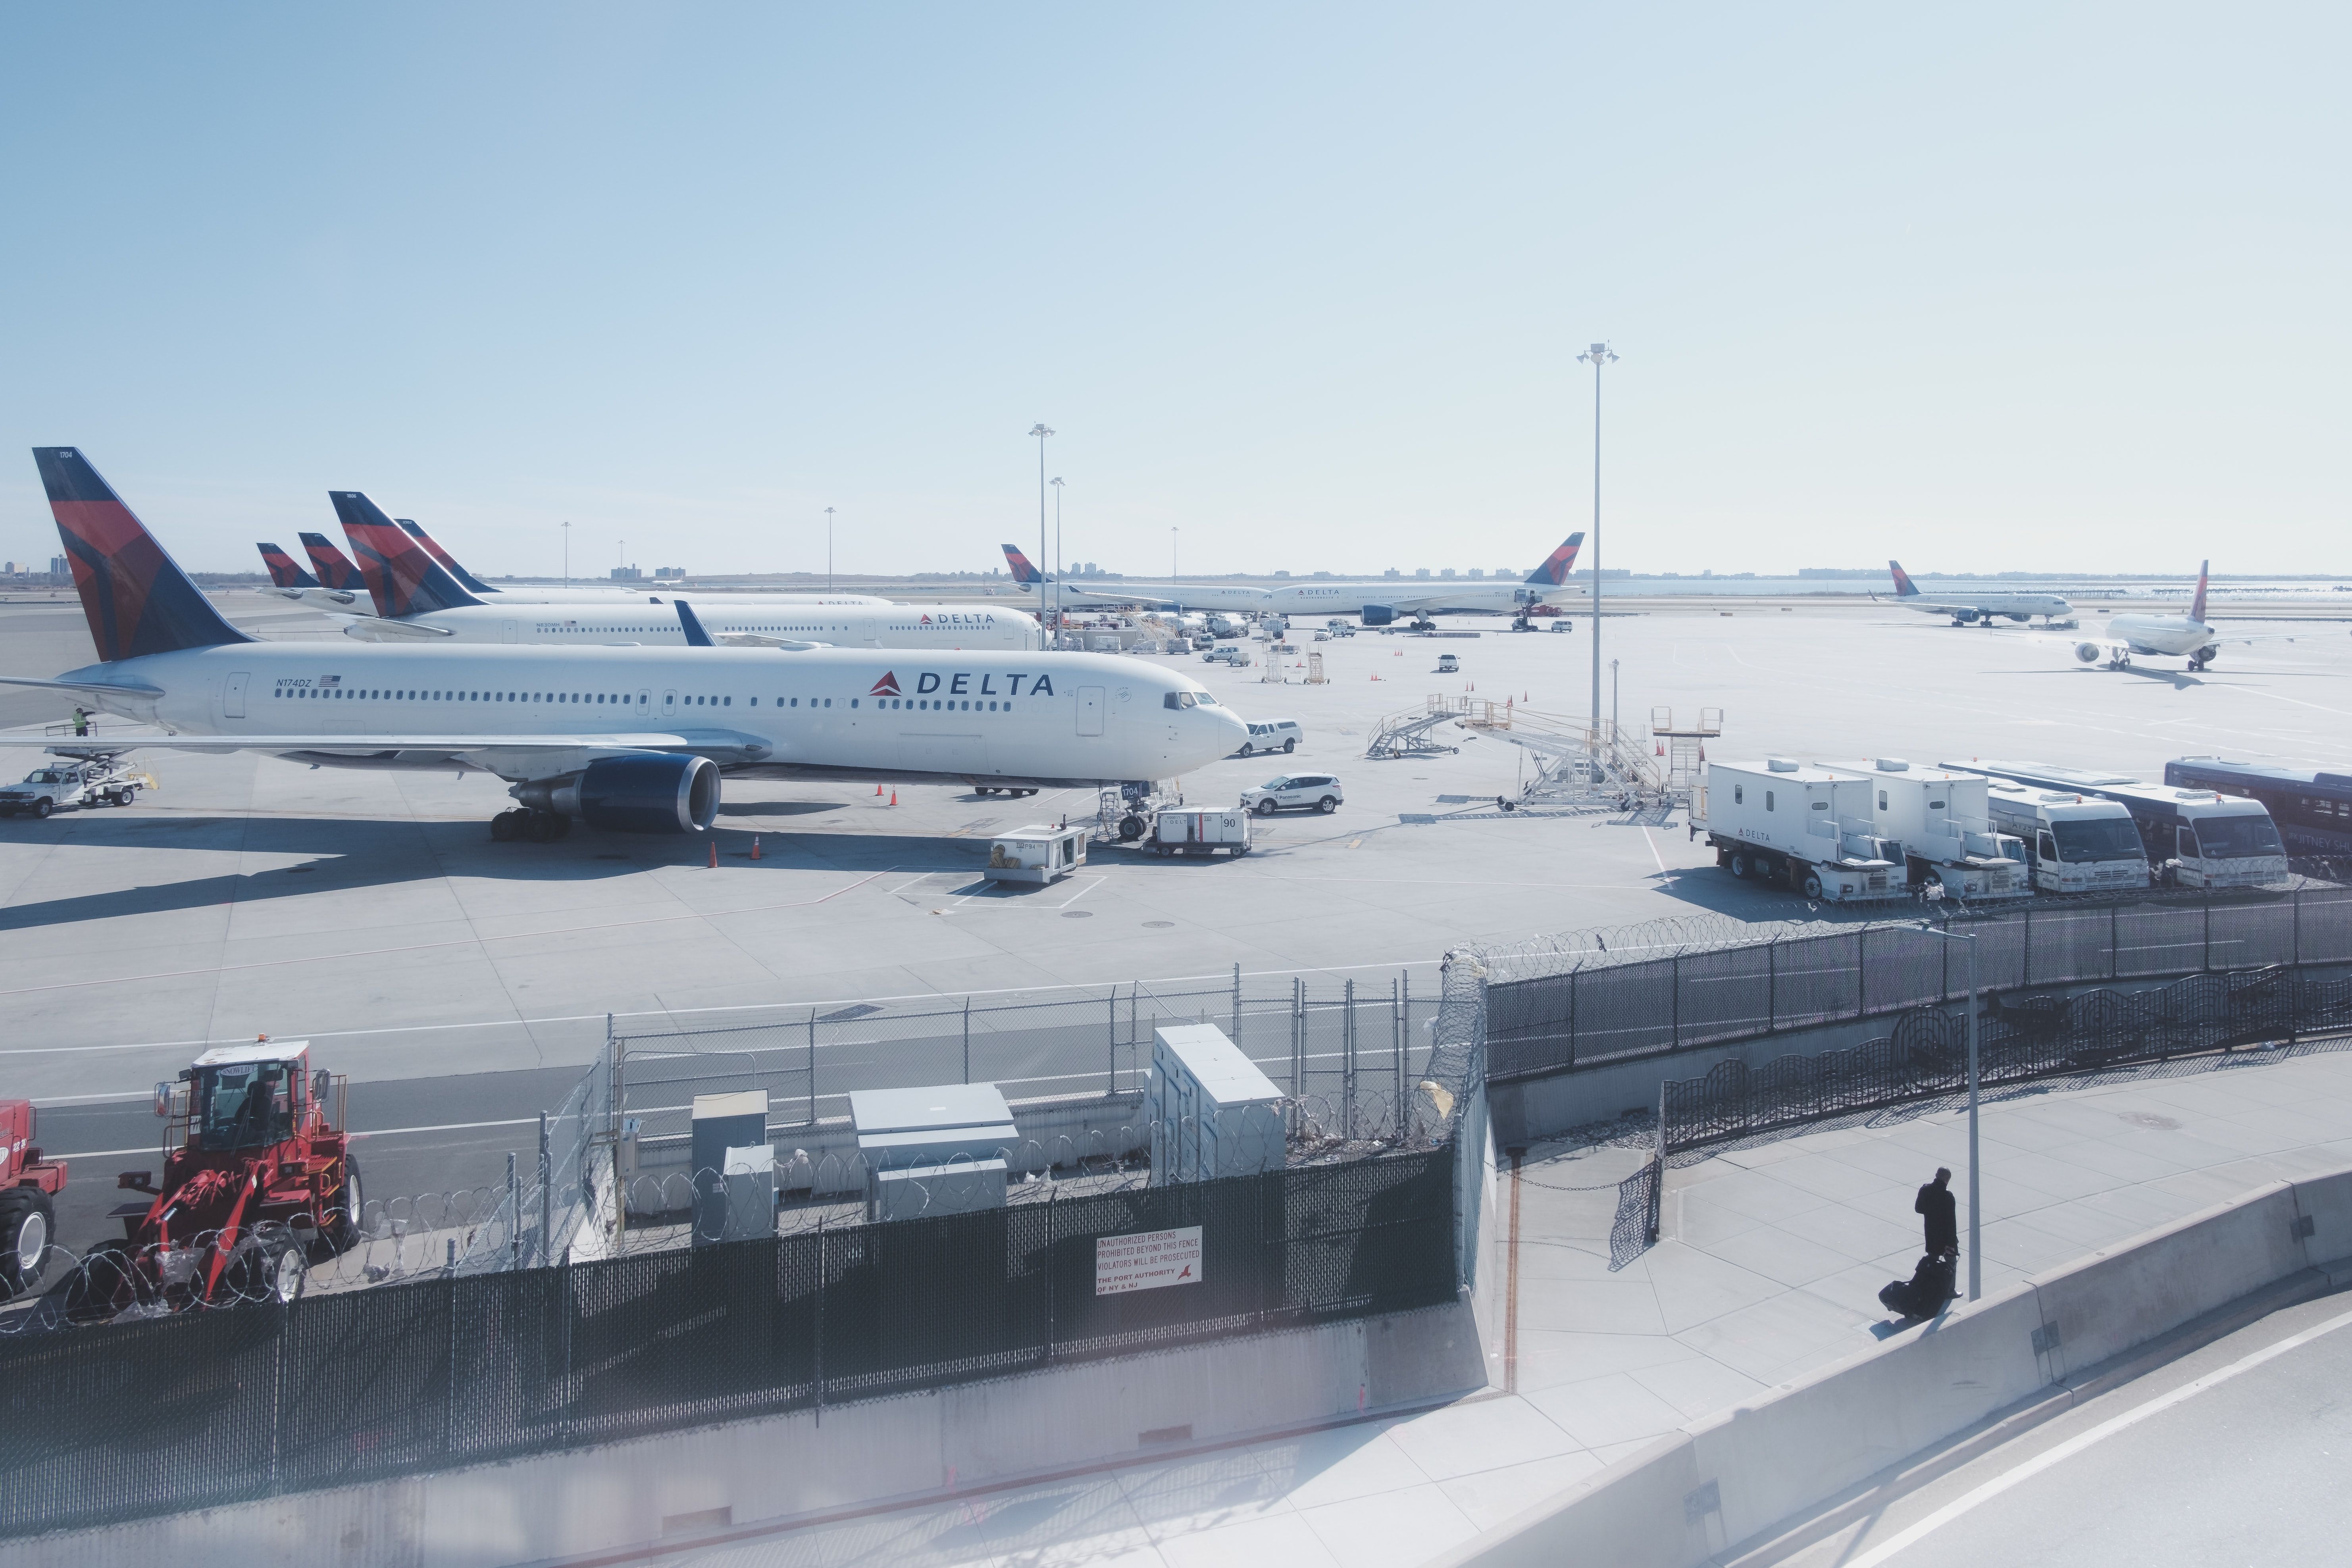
[262,1236,308,1306]
[0,1186,54,1298]
[332,1158,365,1252]
[225,1226,307,1307]
[56,1241,142,1322]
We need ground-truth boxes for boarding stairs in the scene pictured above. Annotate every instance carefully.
[1364,696,1467,759]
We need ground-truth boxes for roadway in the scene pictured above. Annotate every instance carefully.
[1757,1289,2352,1567]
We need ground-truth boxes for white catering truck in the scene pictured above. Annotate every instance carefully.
[1696,758,1904,902]
[1978,781,2152,893]
[1836,759,2029,898]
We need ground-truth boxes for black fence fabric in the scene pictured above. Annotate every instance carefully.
[0,1151,1454,1538]
[1659,967,2352,1158]
[1488,887,2352,1083]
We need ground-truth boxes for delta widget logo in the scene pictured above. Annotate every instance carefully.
[869,672,902,697]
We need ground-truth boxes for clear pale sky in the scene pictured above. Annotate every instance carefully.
[2,6,2343,579]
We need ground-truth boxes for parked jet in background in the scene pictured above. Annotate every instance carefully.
[2026,562,2294,672]
[256,540,365,611]
[1876,561,2076,627]
[390,517,889,608]
[1002,534,1584,629]
[4,449,1240,842]
[331,493,1039,651]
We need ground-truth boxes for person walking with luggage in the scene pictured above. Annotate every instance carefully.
[1916,1167,1959,1260]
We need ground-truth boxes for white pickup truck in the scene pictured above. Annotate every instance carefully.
[0,758,149,818]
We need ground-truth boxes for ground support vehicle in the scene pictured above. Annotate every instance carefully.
[1947,759,2288,889]
[1436,654,1460,673]
[1150,808,1252,857]
[1697,758,1904,902]
[1203,645,1250,668]
[0,754,150,818]
[0,1099,67,1298]
[1977,781,2153,894]
[59,1041,360,1321]
[1837,759,2029,898]
[1237,720,1303,756]
[2165,756,2352,860]
[984,824,1089,883]
[1241,773,1344,816]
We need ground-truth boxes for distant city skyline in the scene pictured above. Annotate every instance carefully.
[2,8,2343,578]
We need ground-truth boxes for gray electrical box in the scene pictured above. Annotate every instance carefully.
[850,1083,1017,1221]
[1147,1024,1286,1185]
[691,1090,770,1245]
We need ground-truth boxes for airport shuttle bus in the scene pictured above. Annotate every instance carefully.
[1948,760,2288,889]
[2164,757,2352,860]
[1977,781,2152,894]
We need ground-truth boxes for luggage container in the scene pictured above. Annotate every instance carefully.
[1150,807,1252,857]
[984,823,1089,884]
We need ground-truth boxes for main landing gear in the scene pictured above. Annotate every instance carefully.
[491,808,572,843]
[974,786,1039,798]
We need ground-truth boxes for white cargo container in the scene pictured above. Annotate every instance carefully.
[1146,1024,1286,1185]
[1149,807,1252,857]
[1978,781,2152,893]
[1837,759,2029,898]
[1697,757,1902,901]
[984,823,1089,884]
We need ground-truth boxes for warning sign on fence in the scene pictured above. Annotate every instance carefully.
[1095,1226,1205,1295]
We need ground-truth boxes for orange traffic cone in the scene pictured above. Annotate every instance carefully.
[751,835,762,860]
[889,790,898,806]
[875,783,885,796]
[707,840,718,868]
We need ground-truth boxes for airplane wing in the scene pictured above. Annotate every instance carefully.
[332,614,454,640]
[1881,596,2000,617]
[0,729,775,769]
[714,633,829,650]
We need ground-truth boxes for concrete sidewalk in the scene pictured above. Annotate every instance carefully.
[645,1038,2352,1568]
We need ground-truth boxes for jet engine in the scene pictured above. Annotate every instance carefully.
[1361,604,1397,626]
[2197,645,2219,665]
[2073,643,2104,665]
[513,754,720,833]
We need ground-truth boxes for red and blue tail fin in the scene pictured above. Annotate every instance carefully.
[2190,561,2209,623]
[300,532,366,595]
[398,519,499,595]
[1524,534,1584,586]
[1000,543,1046,587]
[33,447,252,662]
[257,542,318,588]
[331,491,486,616]
[1888,560,1921,598]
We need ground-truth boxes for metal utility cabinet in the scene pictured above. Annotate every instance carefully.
[1696,757,1902,902]
[850,1083,1017,1222]
[689,1090,772,1245]
[1146,1025,1286,1186]
[1838,759,2029,898]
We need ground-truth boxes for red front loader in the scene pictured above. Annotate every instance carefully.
[0,1098,68,1299]
[62,1039,361,1321]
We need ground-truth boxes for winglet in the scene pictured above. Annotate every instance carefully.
[674,600,714,646]
[1888,560,1920,598]
[1001,543,1046,587]
[397,519,500,596]
[257,543,319,589]
[1524,534,1584,586]
[2190,560,2209,624]
[33,447,252,662]
[330,493,487,617]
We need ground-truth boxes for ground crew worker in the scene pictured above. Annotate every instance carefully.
[1916,1166,1959,1259]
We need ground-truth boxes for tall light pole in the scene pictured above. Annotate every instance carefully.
[561,520,571,587]
[1917,920,1983,1301]
[1578,341,1618,769]
[824,506,835,594]
[1029,424,1054,629]
[1170,526,1178,580]
[1051,476,1065,645]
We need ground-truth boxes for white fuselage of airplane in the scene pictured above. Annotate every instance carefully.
[339,603,1041,651]
[41,644,1245,789]
[2101,614,2221,658]
[1894,590,2075,623]
[1035,577,1558,618]
[267,585,892,613]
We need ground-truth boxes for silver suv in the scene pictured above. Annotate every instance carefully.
[1240,773,1343,816]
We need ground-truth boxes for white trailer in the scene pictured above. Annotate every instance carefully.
[1697,758,1903,902]
[1837,759,2029,898]
[1979,782,2152,893]
[983,823,1089,884]
[1149,807,1252,858]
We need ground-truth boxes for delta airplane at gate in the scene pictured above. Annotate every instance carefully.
[4,449,1245,842]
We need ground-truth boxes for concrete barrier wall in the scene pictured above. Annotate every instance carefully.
[1434,1162,2352,1568]
[1,1295,1490,1568]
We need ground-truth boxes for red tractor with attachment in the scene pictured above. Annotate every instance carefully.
[0,1098,68,1299]
[60,1039,362,1322]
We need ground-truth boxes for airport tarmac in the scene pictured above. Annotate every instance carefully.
[4,592,2349,1249]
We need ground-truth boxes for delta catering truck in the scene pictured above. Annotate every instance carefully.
[1697,758,1903,902]
[1836,759,2029,898]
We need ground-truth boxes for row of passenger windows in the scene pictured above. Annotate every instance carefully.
[269,687,1020,713]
